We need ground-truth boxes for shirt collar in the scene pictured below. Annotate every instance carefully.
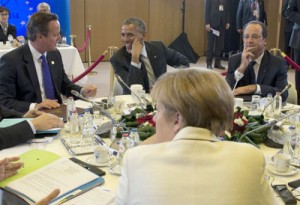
[141,44,147,58]
[253,52,264,65]
[28,41,47,61]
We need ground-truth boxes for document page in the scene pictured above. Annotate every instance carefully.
[63,187,115,205]
[7,158,99,202]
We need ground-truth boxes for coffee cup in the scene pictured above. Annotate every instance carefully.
[274,153,291,172]
[234,98,244,108]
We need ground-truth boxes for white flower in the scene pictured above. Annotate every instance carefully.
[234,118,244,126]
[225,130,232,139]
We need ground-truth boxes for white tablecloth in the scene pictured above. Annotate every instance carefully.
[0,95,297,204]
[0,45,87,84]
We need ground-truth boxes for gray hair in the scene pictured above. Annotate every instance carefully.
[123,17,146,33]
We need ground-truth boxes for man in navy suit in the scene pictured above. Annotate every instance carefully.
[110,17,190,94]
[226,21,288,101]
[0,12,97,113]
[204,0,230,69]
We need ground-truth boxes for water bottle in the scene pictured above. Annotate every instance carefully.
[289,126,300,165]
[265,93,273,118]
[118,133,134,168]
[81,114,95,144]
[130,128,140,146]
[282,127,293,157]
[273,92,282,119]
[66,97,77,122]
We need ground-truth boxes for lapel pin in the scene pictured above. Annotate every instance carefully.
[51,61,55,65]
[154,56,157,59]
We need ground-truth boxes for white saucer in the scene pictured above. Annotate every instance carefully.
[86,156,111,167]
[266,164,298,176]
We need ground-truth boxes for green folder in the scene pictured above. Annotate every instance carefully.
[0,149,61,187]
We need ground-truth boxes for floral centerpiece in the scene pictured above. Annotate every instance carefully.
[222,106,270,147]
[118,104,156,141]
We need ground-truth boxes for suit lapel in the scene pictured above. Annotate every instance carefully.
[23,44,42,102]
[256,52,268,84]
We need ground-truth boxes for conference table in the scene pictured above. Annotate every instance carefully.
[0,96,299,204]
[0,45,87,84]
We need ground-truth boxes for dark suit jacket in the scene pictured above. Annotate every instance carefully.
[110,41,190,94]
[0,24,16,42]
[236,0,267,30]
[0,43,82,113]
[286,0,300,49]
[205,0,230,28]
[0,106,34,150]
[226,51,288,101]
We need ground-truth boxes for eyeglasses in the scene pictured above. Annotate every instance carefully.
[0,13,8,16]
[243,34,263,40]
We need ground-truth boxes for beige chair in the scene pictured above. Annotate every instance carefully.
[286,81,298,104]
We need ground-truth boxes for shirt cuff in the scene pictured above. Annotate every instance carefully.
[131,61,141,69]
[26,120,36,134]
[254,84,261,94]
[234,70,244,81]
[30,103,36,111]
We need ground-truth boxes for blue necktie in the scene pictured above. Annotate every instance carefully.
[40,55,55,99]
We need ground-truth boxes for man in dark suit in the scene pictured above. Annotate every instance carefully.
[0,12,97,113]
[204,0,230,69]
[236,0,267,50]
[110,17,190,94]
[286,0,300,104]
[226,21,288,101]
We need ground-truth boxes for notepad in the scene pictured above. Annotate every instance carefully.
[0,118,60,134]
[0,150,104,204]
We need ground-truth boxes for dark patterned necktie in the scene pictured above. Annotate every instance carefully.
[40,55,55,99]
[251,0,256,10]
[247,61,256,84]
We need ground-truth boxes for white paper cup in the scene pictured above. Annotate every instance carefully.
[274,153,291,172]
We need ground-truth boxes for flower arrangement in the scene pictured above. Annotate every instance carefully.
[119,104,156,141]
[223,106,270,147]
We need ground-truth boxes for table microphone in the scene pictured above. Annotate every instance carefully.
[261,84,291,115]
[70,90,120,126]
[115,74,145,112]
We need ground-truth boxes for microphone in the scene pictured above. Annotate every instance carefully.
[261,84,291,115]
[115,75,146,111]
[238,109,300,146]
[70,90,123,128]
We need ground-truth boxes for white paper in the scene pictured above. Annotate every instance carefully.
[63,187,115,205]
[7,158,99,202]
[210,28,220,37]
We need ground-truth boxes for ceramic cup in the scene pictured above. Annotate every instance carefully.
[234,98,244,108]
[274,153,291,172]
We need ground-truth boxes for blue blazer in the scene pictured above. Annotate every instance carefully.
[226,51,288,101]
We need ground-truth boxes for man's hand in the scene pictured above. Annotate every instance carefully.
[35,189,60,205]
[226,23,230,30]
[23,109,45,118]
[31,113,64,130]
[237,46,256,74]
[35,99,60,110]
[0,157,23,181]
[237,29,243,34]
[81,85,97,97]
[205,24,211,32]
[131,38,143,64]
[233,85,257,95]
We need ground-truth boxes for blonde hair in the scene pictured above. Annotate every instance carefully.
[151,68,234,135]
